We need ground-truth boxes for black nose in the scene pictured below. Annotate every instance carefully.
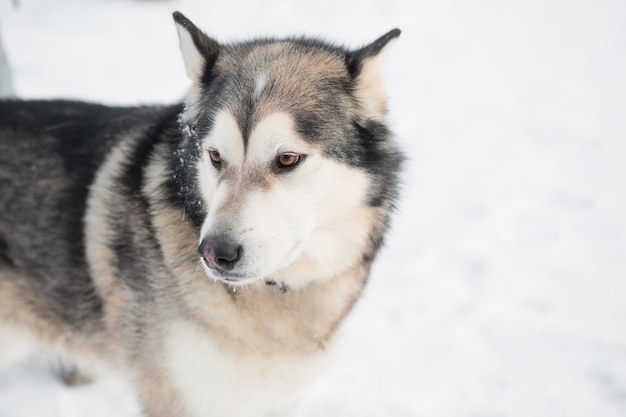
[198,236,243,272]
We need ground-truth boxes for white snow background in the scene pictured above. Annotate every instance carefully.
[1,0,626,416]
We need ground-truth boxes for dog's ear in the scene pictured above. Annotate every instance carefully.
[347,29,401,120]
[173,12,220,82]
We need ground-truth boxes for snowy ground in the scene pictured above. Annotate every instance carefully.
[1,0,626,416]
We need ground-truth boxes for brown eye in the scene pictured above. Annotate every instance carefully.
[276,153,301,169]
[208,149,222,167]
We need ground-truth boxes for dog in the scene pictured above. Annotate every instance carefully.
[0,11,402,417]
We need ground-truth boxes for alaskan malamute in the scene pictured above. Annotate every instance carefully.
[0,12,402,417]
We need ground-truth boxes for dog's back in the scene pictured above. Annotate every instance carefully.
[0,101,166,338]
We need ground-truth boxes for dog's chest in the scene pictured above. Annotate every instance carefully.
[164,321,331,417]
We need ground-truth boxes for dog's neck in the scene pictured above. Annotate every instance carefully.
[175,260,369,355]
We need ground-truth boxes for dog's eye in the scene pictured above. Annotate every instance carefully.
[208,149,222,168]
[276,153,301,169]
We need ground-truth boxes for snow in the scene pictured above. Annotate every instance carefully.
[1,0,626,416]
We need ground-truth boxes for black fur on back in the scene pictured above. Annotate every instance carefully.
[0,100,184,328]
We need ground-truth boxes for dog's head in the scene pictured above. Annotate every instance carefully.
[171,12,402,288]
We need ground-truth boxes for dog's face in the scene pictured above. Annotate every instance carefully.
[172,13,402,287]
[195,110,374,286]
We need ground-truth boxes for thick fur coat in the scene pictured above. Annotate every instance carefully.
[0,12,402,417]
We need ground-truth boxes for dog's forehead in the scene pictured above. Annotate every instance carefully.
[222,41,348,82]
[210,42,354,142]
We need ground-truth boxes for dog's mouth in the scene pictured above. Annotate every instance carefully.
[199,257,262,286]
[201,265,288,292]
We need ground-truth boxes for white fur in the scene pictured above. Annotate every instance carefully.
[0,324,36,369]
[197,110,244,218]
[272,162,376,288]
[355,38,399,120]
[175,22,205,81]
[165,320,331,417]
[182,84,204,124]
[86,134,138,300]
[253,73,268,100]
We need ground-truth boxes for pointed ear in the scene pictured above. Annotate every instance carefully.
[347,29,401,120]
[173,12,220,82]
